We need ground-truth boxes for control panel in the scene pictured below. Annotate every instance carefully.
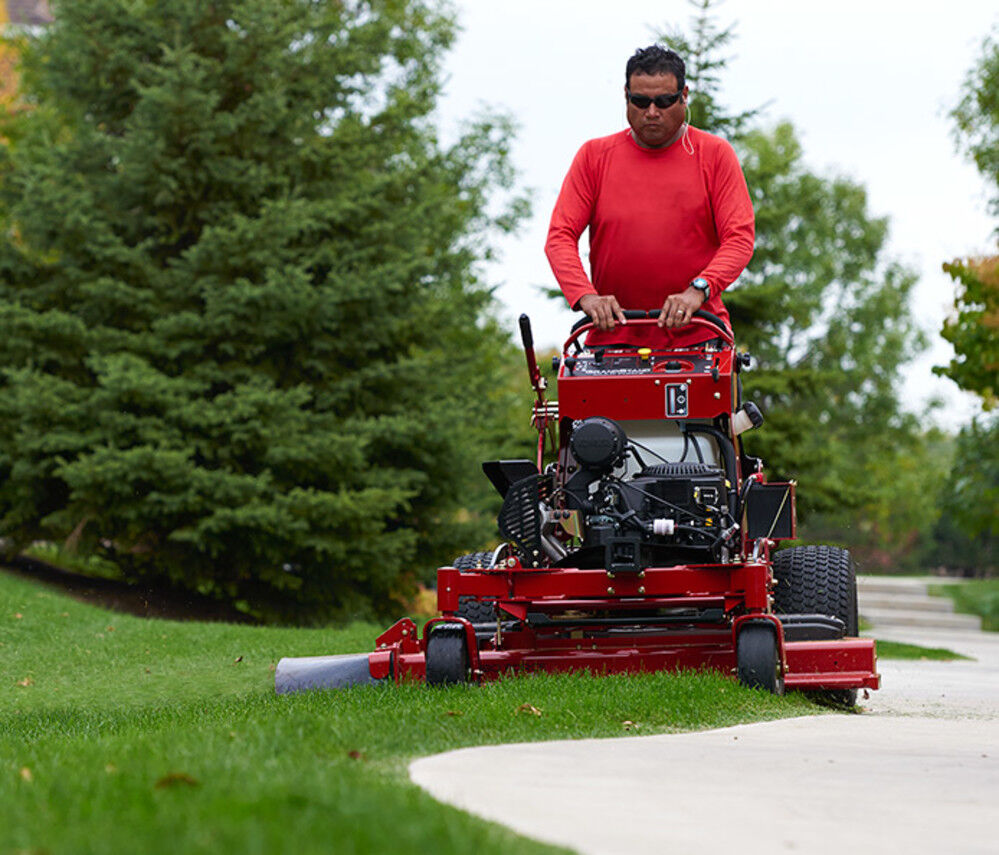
[556,345,736,421]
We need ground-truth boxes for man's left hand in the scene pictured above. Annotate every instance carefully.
[658,286,706,329]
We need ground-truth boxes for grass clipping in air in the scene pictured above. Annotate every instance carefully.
[1,570,819,855]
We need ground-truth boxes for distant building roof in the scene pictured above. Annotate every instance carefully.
[5,0,53,25]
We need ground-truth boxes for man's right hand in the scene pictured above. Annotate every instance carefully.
[578,294,627,332]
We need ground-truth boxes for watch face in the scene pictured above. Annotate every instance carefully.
[693,278,709,293]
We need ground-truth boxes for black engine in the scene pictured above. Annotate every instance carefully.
[489,417,739,573]
[558,418,734,571]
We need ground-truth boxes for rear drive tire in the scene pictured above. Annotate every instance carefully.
[453,551,499,624]
[737,623,784,695]
[425,628,469,686]
[772,545,859,707]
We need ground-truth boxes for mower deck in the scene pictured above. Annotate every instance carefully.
[276,557,880,693]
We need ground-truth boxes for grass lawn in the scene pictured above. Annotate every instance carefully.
[873,639,971,660]
[1,570,826,855]
[928,579,999,631]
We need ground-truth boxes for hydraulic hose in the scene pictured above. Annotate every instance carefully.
[681,423,739,520]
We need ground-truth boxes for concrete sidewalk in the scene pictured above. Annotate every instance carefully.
[410,627,999,855]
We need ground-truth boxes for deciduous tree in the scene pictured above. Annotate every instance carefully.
[930,30,999,576]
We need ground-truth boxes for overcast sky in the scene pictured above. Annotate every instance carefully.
[436,0,997,428]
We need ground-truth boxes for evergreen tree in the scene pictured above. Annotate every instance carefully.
[0,0,526,620]
[658,0,762,138]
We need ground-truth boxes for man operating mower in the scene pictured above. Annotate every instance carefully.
[545,44,755,345]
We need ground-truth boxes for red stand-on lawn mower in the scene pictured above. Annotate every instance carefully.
[276,310,880,702]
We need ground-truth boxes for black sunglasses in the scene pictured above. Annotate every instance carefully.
[626,89,683,109]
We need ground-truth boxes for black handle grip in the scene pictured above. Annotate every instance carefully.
[569,308,730,337]
[570,309,653,334]
[694,309,729,335]
[519,314,534,349]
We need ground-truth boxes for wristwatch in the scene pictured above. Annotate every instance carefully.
[690,277,710,303]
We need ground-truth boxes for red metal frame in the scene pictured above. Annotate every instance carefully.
[367,316,880,693]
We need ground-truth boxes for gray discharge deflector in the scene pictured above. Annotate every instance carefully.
[274,653,384,694]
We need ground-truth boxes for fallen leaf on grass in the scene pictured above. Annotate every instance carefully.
[19,767,32,783]
[13,613,22,619]
[445,710,463,717]
[61,612,69,618]
[233,656,243,664]
[105,764,117,774]
[268,663,276,672]
[155,772,199,789]
[106,626,115,632]
[347,750,366,761]
[515,703,543,717]
[16,678,33,688]
[622,720,640,731]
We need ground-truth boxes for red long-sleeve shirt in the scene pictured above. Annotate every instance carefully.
[545,126,755,347]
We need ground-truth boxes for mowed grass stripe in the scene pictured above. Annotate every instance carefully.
[2,568,818,855]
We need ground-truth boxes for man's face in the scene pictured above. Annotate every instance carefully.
[625,72,688,149]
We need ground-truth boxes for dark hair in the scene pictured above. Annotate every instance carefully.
[625,45,685,90]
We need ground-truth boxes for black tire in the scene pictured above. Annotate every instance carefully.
[772,545,859,706]
[453,551,498,624]
[737,623,784,695]
[425,627,469,686]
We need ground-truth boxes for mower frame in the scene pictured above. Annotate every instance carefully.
[276,311,880,696]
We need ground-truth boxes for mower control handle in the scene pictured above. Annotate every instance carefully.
[519,313,534,349]
[568,309,732,339]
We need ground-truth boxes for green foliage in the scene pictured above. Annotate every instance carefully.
[929,578,999,629]
[804,429,952,573]
[942,40,999,406]
[936,256,999,407]
[932,30,999,575]
[929,415,999,577]
[0,0,527,620]
[951,28,999,219]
